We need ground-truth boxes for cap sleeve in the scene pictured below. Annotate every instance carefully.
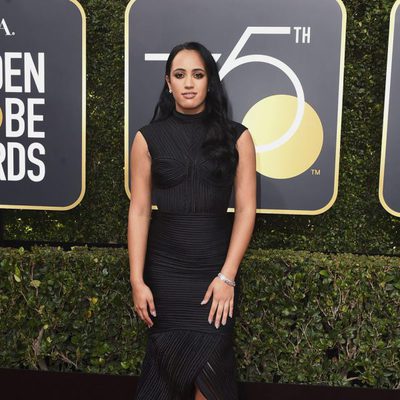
[230,120,248,143]
[137,124,154,157]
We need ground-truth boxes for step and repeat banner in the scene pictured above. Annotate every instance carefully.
[125,0,347,215]
[380,0,400,217]
[0,0,86,210]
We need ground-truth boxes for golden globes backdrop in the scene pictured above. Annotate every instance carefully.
[380,0,400,217]
[0,0,86,210]
[125,0,346,215]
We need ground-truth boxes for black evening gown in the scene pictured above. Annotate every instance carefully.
[134,108,247,400]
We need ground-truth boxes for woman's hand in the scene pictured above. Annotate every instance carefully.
[200,277,234,329]
[132,281,157,328]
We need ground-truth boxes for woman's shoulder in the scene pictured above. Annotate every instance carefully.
[136,120,167,157]
[137,119,160,133]
[227,119,248,143]
[137,118,167,139]
[137,123,151,138]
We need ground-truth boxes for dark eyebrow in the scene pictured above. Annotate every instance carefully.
[172,68,205,73]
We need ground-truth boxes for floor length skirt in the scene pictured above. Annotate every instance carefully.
[134,210,240,400]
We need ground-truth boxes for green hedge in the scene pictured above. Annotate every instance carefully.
[1,0,400,255]
[1,246,399,388]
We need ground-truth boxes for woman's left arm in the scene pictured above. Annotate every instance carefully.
[220,129,257,281]
[201,129,257,328]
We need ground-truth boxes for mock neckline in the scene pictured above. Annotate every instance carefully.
[172,107,207,122]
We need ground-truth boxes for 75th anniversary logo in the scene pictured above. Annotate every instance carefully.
[125,0,346,215]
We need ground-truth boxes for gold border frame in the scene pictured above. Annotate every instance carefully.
[124,0,347,215]
[0,0,86,211]
[379,0,400,217]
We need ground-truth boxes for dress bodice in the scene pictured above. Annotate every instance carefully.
[138,109,247,213]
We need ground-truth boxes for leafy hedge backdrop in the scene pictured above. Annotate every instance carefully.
[1,0,400,390]
[1,0,399,255]
[0,246,399,387]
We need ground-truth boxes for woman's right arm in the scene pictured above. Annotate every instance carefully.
[127,131,156,328]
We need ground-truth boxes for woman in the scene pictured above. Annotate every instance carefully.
[128,41,256,400]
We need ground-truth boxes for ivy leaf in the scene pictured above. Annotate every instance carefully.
[30,280,41,289]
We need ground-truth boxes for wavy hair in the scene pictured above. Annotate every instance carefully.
[150,41,239,180]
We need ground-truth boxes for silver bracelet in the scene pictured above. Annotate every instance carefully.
[218,272,236,287]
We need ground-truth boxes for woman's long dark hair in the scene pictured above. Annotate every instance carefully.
[150,41,239,180]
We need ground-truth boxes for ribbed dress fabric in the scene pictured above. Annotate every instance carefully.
[134,108,247,400]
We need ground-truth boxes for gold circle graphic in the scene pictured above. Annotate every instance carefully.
[243,95,324,179]
[0,106,3,128]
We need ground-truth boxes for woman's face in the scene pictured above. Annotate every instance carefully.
[166,49,208,114]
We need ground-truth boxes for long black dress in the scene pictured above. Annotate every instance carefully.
[134,108,247,400]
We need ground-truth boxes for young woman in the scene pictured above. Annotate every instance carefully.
[128,41,256,400]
